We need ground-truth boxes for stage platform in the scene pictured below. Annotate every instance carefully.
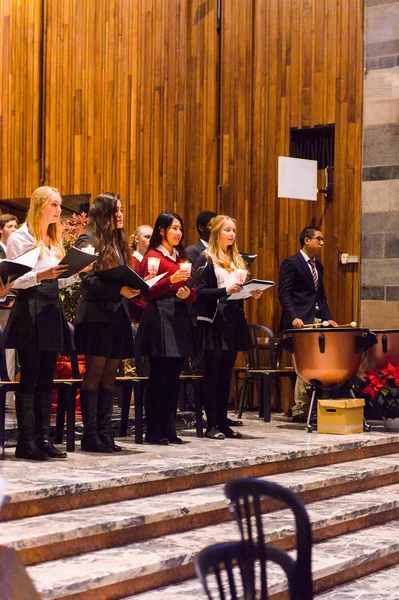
[2,414,399,598]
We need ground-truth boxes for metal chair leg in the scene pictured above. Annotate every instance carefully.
[194,379,204,438]
[133,380,144,444]
[306,388,317,433]
[350,388,371,432]
[238,374,249,418]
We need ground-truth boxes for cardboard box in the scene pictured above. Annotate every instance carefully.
[317,398,365,434]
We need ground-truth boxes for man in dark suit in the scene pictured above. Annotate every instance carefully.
[278,226,337,419]
[185,211,216,265]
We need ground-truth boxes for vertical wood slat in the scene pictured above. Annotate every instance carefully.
[0,0,42,199]
[220,0,363,342]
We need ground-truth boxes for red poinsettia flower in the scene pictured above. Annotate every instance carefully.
[382,363,399,387]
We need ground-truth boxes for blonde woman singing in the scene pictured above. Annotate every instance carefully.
[195,215,263,440]
[5,186,90,460]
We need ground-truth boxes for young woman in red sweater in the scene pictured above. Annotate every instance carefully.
[136,212,196,445]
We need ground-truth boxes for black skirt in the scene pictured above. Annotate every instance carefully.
[197,300,251,352]
[74,305,135,359]
[136,295,194,358]
[4,280,71,353]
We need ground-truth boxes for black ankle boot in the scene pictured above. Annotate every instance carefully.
[80,389,113,453]
[15,393,49,461]
[97,388,122,452]
[34,392,67,459]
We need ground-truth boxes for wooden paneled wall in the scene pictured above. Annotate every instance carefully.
[0,1,42,199]
[220,0,364,331]
[43,0,218,234]
[0,0,363,334]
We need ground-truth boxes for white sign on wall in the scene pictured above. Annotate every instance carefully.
[278,156,318,201]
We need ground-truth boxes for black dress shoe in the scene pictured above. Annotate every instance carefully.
[219,426,242,439]
[36,439,67,459]
[81,436,114,453]
[99,436,123,452]
[145,435,170,445]
[15,442,49,461]
[167,435,184,444]
[292,413,308,423]
[226,417,244,427]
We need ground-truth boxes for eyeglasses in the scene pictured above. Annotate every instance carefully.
[310,236,324,244]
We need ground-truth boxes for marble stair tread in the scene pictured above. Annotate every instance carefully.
[27,496,399,598]
[3,421,399,505]
[131,562,399,600]
[3,454,399,551]
[317,563,399,599]
[133,524,399,600]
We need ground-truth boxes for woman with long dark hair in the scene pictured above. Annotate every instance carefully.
[5,186,83,460]
[195,215,263,440]
[136,211,196,445]
[74,192,140,453]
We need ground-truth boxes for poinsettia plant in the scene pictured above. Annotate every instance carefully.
[59,213,87,321]
[363,363,399,418]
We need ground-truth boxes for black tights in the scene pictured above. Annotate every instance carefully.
[81,355,120,392]
[146,357,183,438]
[18,348,58,395]
[202,349,237,429]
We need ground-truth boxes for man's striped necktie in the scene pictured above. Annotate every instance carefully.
[309,258,318,289]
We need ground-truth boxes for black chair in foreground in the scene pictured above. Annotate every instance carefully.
[224,478,313,600]
[238,324,296,421]
[195,540,276,600]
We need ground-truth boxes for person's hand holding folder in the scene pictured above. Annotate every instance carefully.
[120,286,141,299]
[0,276,12,298]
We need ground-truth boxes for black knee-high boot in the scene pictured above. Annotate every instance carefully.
[34,392,67,458]
[80,389,113,453]
[97,388,122,452]
[15,393,48,461]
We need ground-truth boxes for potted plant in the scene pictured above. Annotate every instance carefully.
[60,212,87,321]
[52,213,88,417]
[363,363,399,431]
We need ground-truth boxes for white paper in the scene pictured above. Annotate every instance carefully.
[228,279,275,300]
[146,271,168,288]
[278,156,318,201]
[12,245,42,268]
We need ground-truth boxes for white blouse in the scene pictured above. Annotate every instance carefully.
[6,223,76,290]
[214,264,240,291]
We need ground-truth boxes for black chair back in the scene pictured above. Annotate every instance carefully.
[247,325,277,370]
[195,539,296,600]
[224,478,313,600]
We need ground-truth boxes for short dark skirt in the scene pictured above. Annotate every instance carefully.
[197,300,251,352]
[136,296,194,358]
[4,281,72,353]
[74,307,135,359]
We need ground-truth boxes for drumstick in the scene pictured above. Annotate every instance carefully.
[302,321,357,329]
[321,320,357,328]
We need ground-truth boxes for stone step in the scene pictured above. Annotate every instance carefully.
[3,426,399,520]
[3,454,399,565]
[27,486,399,599]
[132,524,399,599]
[317,563,399,599]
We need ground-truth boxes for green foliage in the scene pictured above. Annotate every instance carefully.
[60,213,87,321]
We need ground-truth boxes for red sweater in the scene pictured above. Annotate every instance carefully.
[129,255,148,323]
[141,249,197,303]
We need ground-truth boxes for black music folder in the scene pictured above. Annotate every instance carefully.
[239,252,258,268]
[57,247,98,279]
[0,245,41,284]
[185,264,207,289]
[97,264,150,292]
